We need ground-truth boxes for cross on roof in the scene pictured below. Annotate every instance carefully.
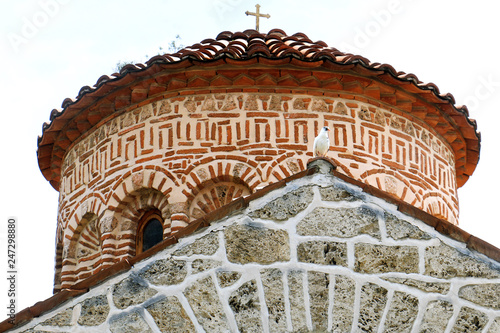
[245,4,270,32]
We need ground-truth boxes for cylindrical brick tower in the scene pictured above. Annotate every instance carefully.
[37,29,480,291]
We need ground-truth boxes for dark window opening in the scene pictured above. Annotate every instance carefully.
[136,211,164,255]
[142,218,163,252]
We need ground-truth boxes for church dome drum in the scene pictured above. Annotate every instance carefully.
[36,29,480,290]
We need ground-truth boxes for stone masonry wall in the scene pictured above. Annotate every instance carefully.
[14,168,499,333]
[56,90,459,290]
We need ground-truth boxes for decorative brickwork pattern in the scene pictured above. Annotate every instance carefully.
[54,91,459,289]
[37,30,482,296]
[63,213,102,284]
[37,29,482,294]
[37,30,480,195]
[14,161,499,333]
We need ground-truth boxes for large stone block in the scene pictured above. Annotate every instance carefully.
[382,291,419,333]
[419,300,454,333]
[381,277,450,294]
[288,270,307,332]
[225,224,290,264]
[250,186,314,221]
[425,242,500,279]
[109,312,153,333]
[229,280,263,333]
[260,268,287,332]
[77,295,109,326]
[297,241,347,266]
[458,283,500,310]
[331,275,355,333]
[385,213,431,240]
[319,185,357,202]
[357,283,388,332]
[183,275,229,332]
[173,232,219,256]
[297,207,380,239]
[308,271,330,331]
[355,243,419,274]
[139,258,187,285]
[450,307,488,333]
[112,277,157,309]
[146,296,196,333]
[41,307,73,327]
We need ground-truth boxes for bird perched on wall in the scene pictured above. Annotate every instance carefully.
[313,126,330,157]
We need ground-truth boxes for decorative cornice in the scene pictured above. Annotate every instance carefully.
[37,29,480,190]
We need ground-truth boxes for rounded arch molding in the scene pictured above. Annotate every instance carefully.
[183,156,320,220]
[359,167,457,223]
[105,167,179,212]
[59,212,102,289]
[98,169,176,262]
[96,187,172,262]
[421,192,456,222]
[59,167,177,245]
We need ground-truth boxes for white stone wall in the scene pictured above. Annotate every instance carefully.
[16,165,499,333]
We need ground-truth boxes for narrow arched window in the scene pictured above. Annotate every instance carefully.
[136,211,164,254]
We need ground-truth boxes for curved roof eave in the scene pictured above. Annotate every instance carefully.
[37,29,480,190]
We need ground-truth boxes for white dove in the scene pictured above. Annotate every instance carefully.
[313,126,330,157]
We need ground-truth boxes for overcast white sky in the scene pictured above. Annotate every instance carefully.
[1,0,499,313]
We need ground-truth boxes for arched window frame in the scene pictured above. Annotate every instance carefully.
[136,210,164,255]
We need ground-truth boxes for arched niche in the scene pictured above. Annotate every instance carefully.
[61,213,102,287]
[107,188,171,258]
[188,178,252,220]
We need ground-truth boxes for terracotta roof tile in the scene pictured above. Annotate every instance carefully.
[37,28,480,190]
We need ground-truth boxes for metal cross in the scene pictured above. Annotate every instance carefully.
[245,4,270,32]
